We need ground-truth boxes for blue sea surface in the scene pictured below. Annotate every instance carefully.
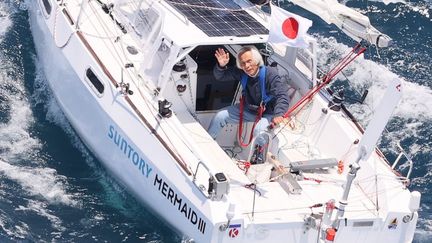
[0,0,430,242]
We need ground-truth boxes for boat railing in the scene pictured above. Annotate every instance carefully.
[192,161,229,200]
[193,161,212,184]
[391,141,414,180]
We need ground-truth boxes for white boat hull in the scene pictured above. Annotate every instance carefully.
[28,4,215,242]
[27,1,419,242]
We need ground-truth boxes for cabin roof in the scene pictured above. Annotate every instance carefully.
[161,0,270,47]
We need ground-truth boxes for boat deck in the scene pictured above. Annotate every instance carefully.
[179,96,408,227]
[31,0,419,241]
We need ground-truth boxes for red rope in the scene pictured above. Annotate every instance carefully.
[237,160,251,173]
[282,44,367,120]
[238,96,265,147]
[303,177,323,184]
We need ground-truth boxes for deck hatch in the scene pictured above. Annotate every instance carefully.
[166,0,268,37]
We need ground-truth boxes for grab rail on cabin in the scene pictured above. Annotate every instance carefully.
[391,141,414,180]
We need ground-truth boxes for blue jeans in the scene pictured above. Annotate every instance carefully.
[208,104,272,139]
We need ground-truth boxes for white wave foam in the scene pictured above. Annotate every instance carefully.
[316,36,432,121]
[316,35,432,160]
[0,4,12,40]
[397,81,432,119]
[0,49,79,211]
[415,218,432,243]
[0,96,41,161]
[16,200,66,232]
[0,211,29,239]
[0,60,41,163]
[382,0,432,19]
[405,2,431,19]
[0,159,78,206]
[367,0,406,5]
[354,0,431,19]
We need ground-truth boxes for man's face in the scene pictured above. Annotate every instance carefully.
[239,51,259,77]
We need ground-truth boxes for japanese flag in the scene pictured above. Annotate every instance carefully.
[268,4,312,48]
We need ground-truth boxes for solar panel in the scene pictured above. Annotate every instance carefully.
[166,0,268,37]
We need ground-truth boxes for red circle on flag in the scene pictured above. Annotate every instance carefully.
[229,228,239,238]
[281,17,299,39]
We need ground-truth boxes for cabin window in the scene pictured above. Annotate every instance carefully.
[191,45,239,111]
[40,0,52,16]
[85,68,105,95]
[191,44,268,111]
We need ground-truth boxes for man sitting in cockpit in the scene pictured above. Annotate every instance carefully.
[208,46,291,146]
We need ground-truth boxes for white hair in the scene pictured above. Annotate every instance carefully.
[236,46,264,69]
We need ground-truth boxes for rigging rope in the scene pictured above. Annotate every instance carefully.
[271,43,367,138]
[238,96,265,147]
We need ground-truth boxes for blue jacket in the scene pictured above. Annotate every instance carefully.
[213,65,290,118]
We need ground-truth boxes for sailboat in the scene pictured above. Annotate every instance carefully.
[28,0,419,242]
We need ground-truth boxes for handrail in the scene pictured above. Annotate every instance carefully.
[193,161,213,182]
[391,141,414,179]
[192,161,213,198]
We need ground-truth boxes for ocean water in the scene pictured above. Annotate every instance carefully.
[0,0,430,242]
